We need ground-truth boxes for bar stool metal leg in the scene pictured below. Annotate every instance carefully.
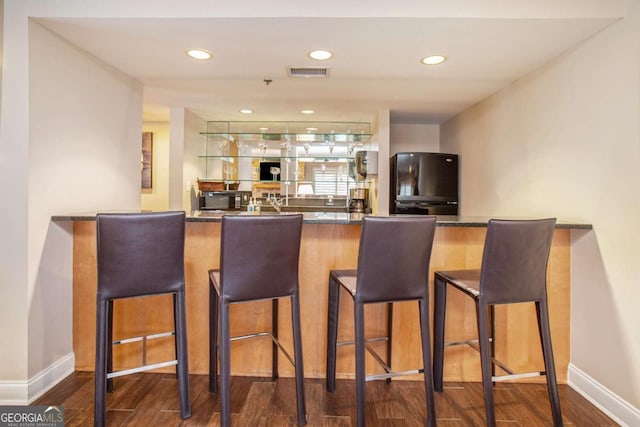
[94,299,109,427]
[220,301,232,427]
[489,305,496,385]
[173,294,179,379]
[291,293,307,426]
[326,275,340,392]
[272,298,279,381]
[537,300,563,426]
[433,274,447,392]
[419,298,437,427]
[175,290,191,419]
[106,300,114,394]
[477,301,497,427]
[209,279,219,393]
[354,302,366,427]
[386,303,393,384]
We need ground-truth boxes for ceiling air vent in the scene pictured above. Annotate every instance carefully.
[287,66,330,78]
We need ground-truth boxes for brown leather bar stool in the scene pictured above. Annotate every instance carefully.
[433,218,563,427]
[94,211,191,427]
[326,216,437,427]
[209,214,306,427]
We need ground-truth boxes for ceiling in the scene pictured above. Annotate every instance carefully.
[38,14,619,124]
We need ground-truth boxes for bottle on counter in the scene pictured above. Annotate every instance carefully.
[255,199,261,214]
[247,198,255,213]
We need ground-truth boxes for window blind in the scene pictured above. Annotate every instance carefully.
[312,165,354,195]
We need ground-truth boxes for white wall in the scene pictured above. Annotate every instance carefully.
[28,20,142,387]
[141,113,206,212]
[141,122,170,211]
[142,111,206,212]
[183,109,206,210]
[0,0,4,115]
[371,110,390,215]
[0,1,29,397]
[441,0,640,421]
[390,123,440,155]
[0,16,141,402]
[168,108,185,210]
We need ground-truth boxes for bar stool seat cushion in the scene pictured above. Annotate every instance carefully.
[210,270,221,294]
[435,269,481,297]
[329,270,357,296]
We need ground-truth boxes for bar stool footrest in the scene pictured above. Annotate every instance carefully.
[492,371,545,382]
[366,368,424,382]
[107,359,178,379]
[113,330,175,345]
[363,340,426,382]
[231,331,296,367]
[447,338,517,375]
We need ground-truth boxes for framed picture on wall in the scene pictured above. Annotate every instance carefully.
[141,131,153,189]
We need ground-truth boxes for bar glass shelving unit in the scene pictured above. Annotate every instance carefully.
[198,121,373,209]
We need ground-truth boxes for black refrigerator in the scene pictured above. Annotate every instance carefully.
[390,152,459,215]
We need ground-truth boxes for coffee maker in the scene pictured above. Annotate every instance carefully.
[349,151,378,213]
[349,186,369,213]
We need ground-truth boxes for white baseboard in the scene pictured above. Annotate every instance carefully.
[0,352,75,405]
[0,381,28,405]
[568,363,640,427]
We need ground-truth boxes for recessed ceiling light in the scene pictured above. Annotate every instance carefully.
[259,127,269,131]
[186,49,212,60]
[309,50,333,61]
[421,55,446,65]
[301,109,315,115]
[306,127,318,131]
[239,108,254,114]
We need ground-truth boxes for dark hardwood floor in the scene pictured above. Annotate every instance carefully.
[34,372,618,426]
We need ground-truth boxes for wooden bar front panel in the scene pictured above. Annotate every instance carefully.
[73,221,570,383]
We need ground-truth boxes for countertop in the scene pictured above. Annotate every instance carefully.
[51,210,592,229]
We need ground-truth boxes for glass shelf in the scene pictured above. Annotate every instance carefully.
[201,120,372,145]
[200,133,371,143]
[198,121,367,196]
[197,155,354,161]
[198,179,350,184]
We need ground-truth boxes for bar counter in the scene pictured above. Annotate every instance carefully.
[53,211,591,384]
[53,210,591,228]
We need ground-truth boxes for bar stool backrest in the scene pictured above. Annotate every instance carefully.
[479,218,556,304]
[355,216,437,304]
[96,211,186,301]
[220,214,303,303]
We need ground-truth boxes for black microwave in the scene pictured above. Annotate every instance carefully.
[199,191,249,210]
